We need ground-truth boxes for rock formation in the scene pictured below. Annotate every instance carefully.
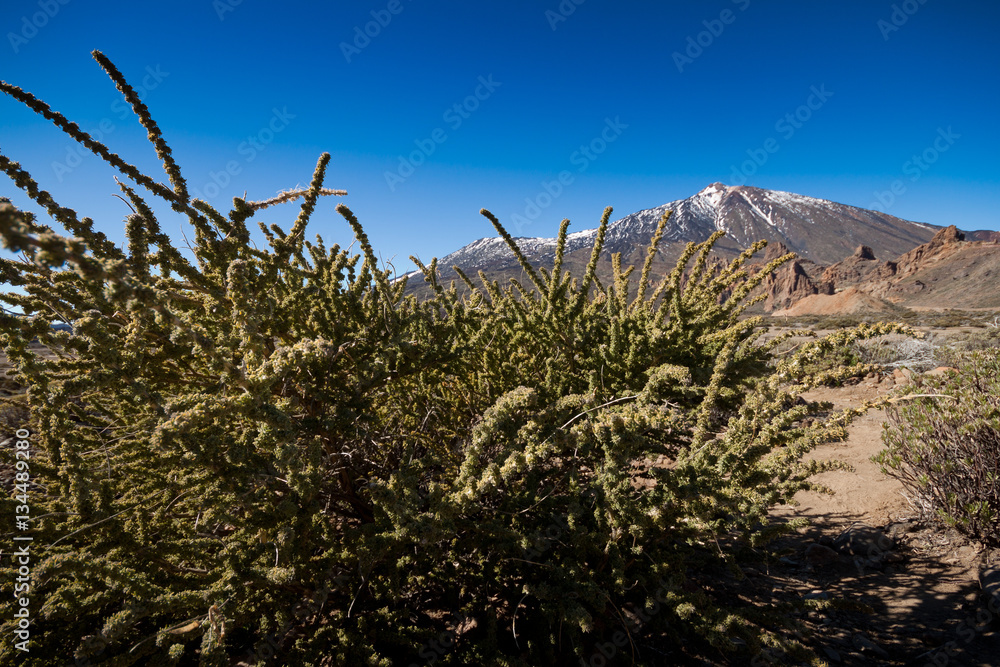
[821,245,881,286]
[763,260,834,311]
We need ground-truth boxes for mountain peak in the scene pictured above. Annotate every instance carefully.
[930,225,964,246]
[694,182,731,212]
[418,185,945,288]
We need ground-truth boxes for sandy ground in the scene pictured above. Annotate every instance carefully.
[762,374,1000,666]
[781,380,911,526]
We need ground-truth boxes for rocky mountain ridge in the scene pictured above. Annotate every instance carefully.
[768,226,1000,315]
[401,184,999,314]
[413,184,942,282]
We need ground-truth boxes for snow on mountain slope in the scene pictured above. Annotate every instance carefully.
[416,183,941,281]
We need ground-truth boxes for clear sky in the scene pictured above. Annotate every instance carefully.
[1,0,998,274]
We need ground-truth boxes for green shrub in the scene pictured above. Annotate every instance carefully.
[875,350,1000,546]
[933,327,1000,367]
[0,52,906,665]
[796,340,860,383]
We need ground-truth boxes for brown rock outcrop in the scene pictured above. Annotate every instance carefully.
[763,241,792,263]
[821,245,881,286]
[763,222,1000,315]
[928,224,964,246]
[862,226,963,290]
[763,260,834,311]
[855,245,876,260]
[859,224,1000,306]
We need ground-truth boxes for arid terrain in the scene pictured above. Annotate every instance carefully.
[762,373,1000,666]
[765,226,1000,317]
[406,185,1000,325]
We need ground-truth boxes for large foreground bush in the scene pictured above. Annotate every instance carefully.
[1,52,903,665]
[876,350,1000,546]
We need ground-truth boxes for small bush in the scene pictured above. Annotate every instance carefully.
[803,314,864,330]
[850,333,937,372]
[794,340,861,383]
[875,349,1000,546]
[933,327,1000,367]
[0,51,906,666]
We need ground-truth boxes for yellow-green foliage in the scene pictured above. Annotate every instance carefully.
[876,350,1000,546]
[0,52,908,666]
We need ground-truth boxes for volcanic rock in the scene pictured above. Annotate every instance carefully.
[763,260,834,311]
[859,224,1000,307]
[821,245,881,286]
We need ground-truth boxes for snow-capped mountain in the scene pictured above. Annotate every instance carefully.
[404,183,942,286]
[581,183,938,264]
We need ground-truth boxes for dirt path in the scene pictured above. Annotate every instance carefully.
[763,375,1000,666]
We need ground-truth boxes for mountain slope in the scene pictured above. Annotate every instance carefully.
[859,226,1000,309]
[408,184,941,289]
[768,226,1000,315]
[568,183,938,265]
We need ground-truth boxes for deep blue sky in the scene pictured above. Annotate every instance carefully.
[1,0,998,274]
